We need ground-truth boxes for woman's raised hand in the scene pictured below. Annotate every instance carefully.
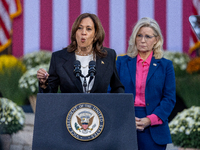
[37,68,49,85]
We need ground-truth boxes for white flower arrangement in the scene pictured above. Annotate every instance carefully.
[22,50,52,70]
[163,51,190,76]
[169,106,200,148]
[19,64,49,96]
[0,97,25,134]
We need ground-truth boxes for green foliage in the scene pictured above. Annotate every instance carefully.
[0,55,28,106]
[176,74,200,107]
[163,51,200,107]
[169,106,200,148]
[0,97,25,134]
[0,66,28,106]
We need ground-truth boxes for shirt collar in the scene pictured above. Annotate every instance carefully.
[137,51,153,65]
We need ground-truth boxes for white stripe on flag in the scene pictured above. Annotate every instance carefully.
[167,0,182,52]
[138,0,154,19]
[0,29,7,44]
[81,0,97,15]
[9,0,17,14]
[0,0,11,31]
[24,0,40,54]
[53,0,69,52]
[110,0,126,55]
[193,0,200,15]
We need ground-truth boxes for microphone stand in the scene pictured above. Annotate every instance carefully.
[74,60,96,93]
[83,61,96,93]
[80,74,90,93]
[82,76,87,93]
[74,60,88,93]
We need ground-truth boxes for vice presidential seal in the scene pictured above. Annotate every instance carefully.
[66,103,104,141]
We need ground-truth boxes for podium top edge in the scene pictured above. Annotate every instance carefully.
[37,93,133,96]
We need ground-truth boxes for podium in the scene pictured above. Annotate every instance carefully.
[32,93,138,150]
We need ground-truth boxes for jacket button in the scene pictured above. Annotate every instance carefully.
[146,103,149,106]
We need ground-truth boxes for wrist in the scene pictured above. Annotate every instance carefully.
[39,81,48,89]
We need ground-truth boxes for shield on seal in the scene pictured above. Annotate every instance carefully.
[82,123,88,130]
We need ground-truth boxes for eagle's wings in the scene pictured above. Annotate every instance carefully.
[76,116,82,126]
[88,116,94,127]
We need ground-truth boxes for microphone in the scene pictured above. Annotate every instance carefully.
[74,60,82,78]
[88,61,96,83]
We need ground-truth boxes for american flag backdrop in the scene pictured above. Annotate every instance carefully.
[190,0,200,45]
[0,0,22,53]
[10,0,195,57]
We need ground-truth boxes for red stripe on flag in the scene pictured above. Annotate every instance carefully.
[126,0,138,52]
[183,0,193,53]
[154,0,167,50]
[191,30,198,43]
[192,2,198,15]
[40,0,52,51]
[1,0,9,14]
[12,0,24,57]
[98,0,109,48]
[191,1,198,43]
[0,17,10,39]
[69,0,80,44]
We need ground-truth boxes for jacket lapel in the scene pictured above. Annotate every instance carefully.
[61,50,83,92]
[146,57,160,85]
[90,56,109,92]
[128,57,137,87]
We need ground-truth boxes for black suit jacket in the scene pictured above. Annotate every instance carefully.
[40,48,124,93]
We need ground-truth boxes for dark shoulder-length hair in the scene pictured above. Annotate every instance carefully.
[67,13,107,58]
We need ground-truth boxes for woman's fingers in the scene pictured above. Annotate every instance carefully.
[136,121,144,131]
[135,117,151,131]
[135,117,141,122]
[37,68,49,83]
[37,69,48,78]
[136,126,144,131]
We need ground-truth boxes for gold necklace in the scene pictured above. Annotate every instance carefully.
[82,54,93,68]
[81,64,88,68]
[75,53,94,68]
[75,50,93,56]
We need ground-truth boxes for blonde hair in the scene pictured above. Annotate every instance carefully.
[127,17,163,59]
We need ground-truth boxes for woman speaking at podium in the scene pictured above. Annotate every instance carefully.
[116,17,176,150]
[36,13,124,94]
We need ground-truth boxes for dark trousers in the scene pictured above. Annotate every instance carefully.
[135,107,167,150]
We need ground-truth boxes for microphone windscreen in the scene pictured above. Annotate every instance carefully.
[74,60,81,66]
[89,60,96,66]
[74,60,81,78]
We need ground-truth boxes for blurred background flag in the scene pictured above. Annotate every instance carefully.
[191,0,200,45]
[5,0,198,57]
[0,0,22,53]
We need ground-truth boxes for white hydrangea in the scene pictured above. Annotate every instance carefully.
[163,51,190,71]
[179,126,185,132]
[1,117,5,122]
[169,106,200,136]
[185,129,191,135]
[0,97,25,134]
[19,64,49,96]
[22,50,52,70]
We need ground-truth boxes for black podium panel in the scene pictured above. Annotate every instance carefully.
[32,93,138,150]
